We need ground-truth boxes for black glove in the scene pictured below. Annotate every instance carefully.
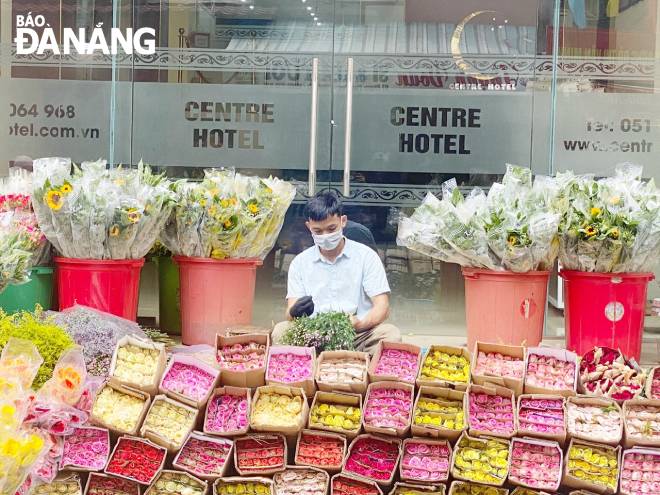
[290,296,314,318]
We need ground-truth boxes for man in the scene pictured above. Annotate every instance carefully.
[272,191,401,354]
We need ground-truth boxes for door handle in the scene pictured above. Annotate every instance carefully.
[308,57,319,196]
[342,57,354,197]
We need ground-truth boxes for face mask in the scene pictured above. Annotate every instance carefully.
[312,229,343,251]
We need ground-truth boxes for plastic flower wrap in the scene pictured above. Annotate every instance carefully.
[309,393,361,434]
[509,438,562,491]
[86,473,140,495]
[149,471,206,495]
[32,157,175,260]
[566,397,622,444]
[205,389,249,434]
[624,403,660,443]
[60,426,110,470]
[235,435,286,474]
[620,449,660,495]
[91,383,149,434]
[161,169,295,260]
[579,347,646,401]
[363,385,413,433]
[419,347,470,386]
[105,436,166,485]
[558,163,660,272]
[37,347,87,406]
[400,439,451,483]
[450,482,508,495]
[468,389,515,437]
[398,165,563,272]
[517,397,565,437]
[451,434,510,486]
[413,390,465,432]
[141,396,197,450]
[566,441,619,491]
[274,468,328,495]
[174,433,233,478]
[295,431,345,470]
[250,388,305,429]
[373,346,420,383]
[282,312,356,352]
[344,435,401,483]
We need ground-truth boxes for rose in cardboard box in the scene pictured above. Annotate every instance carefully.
[310,392,362,436]
[620,449,660,495]
[217,340,266,371]
[296,430,346,471]
[372,343,421,384]
[316,352,368,392]
[579,347,646,401]
[141,396,197,451]
[273,468,328,495]
[390,484,445,495]
[110,337,165,394]
[235,435,286,475]
[413,387,466,437]
[60,426,110,471]
[86,474,140,495]
[474,352,524,380]
[517,396,565,438]
[214,478,273,495]
[452,433,510,486]
[344,435,401,484]
[565,440,619,493]
[468,386,515,438]
[33,474,82,495]
[160,357,219,406]
[450,482,508,495]
[91,383,149,435]
[250,386,306,430]
[363,384,413,434]
[205,388,250,435]
[525,349,576,394]
[566,397,622,444]
[508,438,562,491]
[623,401,660,446]
[174,433,233,479]
[105,436,166,485]
[148,471,206,495]
[648,368,660,400]
[332,474,382,495]
[419,346,470,386]
[400,439,451,483]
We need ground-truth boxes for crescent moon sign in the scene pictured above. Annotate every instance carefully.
[451,10,498,81]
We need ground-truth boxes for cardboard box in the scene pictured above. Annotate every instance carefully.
[524,347,578,397]
[448,482,508,495]
[471,342,525,397]
[273,465,330,494]
[309,390,363,439]
[566,396,623,445]
[234,433,287,476]
[217,333,269,388]
[369,341,422,385]
[295,429,347,474]
[84,473,140,495]
[508,437,563,492]
[451,432,511,487]
[140,394,199,452]
[416,345,471,391]
[389,482,446,495]
[173,431,234,481]
[646,366,659,399]
[109,335,167,396]
[203,386,251,437]
[266,345,317,397]
[363,381,415,437]
[467,384,517,439]
[225,325,272,336]
[145,470,208,495]
[331,473,384,495]
[213,477,274,495]
[619,447,660,495]
[250,385,309,434]
[90,381,151,436]
[343,434,402,486]
[622,398,660,448]
[158,353,221,408]
[105,435,167,486]
[316,350,370,395]
[562,438,621,495]
[400,437,452,484]
[411,386,467,442]
[59,426,110,472]
[516,394,567,445]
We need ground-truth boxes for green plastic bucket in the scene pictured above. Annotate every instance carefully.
[0,266,54,313]
[157,256,181,335]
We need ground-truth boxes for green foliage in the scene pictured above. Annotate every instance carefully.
[282,312,356,352]
[0,308,74,388]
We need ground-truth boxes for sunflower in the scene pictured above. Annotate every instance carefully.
[126,208,141,224]
[247,202,260,215]
[220,199,230,208]
[223,218,235,229]
[60,182,73,194]
[507,235,517,247]
[590,207,602,217]
[585,225,598,237]
[109,225,120,237]
[608,227,620,240]
[199,198,207,207]
[45,189,63,211]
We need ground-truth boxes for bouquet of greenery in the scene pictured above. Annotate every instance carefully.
[31,157,175,260]
[398,165,564,272]
[281,312,356,352]
[161,169,295,259]
[558,164,660,272]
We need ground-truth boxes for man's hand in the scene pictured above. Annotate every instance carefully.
[350,315,367,332]
[289,296,315,318]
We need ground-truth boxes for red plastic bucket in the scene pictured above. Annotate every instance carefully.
[55,257,144,321]
[175,256,263,345]
[462,268,550,349]
[560,270,654,361]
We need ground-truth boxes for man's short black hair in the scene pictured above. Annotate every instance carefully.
[305,191,343,221]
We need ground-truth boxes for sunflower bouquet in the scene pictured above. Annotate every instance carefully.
[558,164,660,272]
[31,157,175,260]
[398,165,563,272]
[161,169,295,259]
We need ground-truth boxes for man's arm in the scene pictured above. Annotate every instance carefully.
[286,297,297,321]
[352,293,390,332]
